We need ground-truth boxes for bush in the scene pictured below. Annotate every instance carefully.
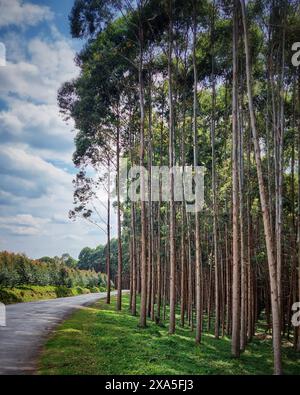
[55,286,75,298]
[89,286,100,293]
[0,288,22,304]
[75,287,90,295]
[0,285,96,304]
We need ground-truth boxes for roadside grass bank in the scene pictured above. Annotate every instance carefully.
[0,285,106,304]
[38,295,299,375]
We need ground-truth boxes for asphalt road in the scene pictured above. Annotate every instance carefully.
[0,291,118,375]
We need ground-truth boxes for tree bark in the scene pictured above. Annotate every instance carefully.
[231,0,240,357]
[192,1,202,344]
[168,0,176,335]
[211,1,219,340]
[138,16,147,327]
[116,113,123,311]
[106,158,111,304]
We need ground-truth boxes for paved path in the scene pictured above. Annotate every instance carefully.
[0,291,118,375]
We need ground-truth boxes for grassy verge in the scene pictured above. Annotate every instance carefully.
[0,285,105,304]
[38,295,299,375]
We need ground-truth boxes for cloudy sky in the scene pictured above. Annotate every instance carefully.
[0,0,115,259]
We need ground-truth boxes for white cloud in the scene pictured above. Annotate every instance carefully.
[0,214,48,229]
[0,109,23,133]
[0,214,49,236]
[0,31,26,62]
[29,37,76,84]
[0,145,71,189]
[0,37,78,103]
[0,0,53,28]
[0,99,75,151]
[0,30,78,162]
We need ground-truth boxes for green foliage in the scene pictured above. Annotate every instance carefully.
[0,285,90,304]
[78,239,129,280]
[89,286,100,293]
[0,251,108,291]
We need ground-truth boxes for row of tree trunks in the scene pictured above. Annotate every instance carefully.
[111,0,299,377]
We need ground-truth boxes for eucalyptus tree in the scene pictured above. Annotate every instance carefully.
[59,4,138,309]
[231,0,240,357]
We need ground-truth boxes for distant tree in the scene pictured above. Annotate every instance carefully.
[61,253,78,268]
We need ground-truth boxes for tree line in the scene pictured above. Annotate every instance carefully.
[60,0,300,374]
[0,251,108,290]
[78,238,130,286]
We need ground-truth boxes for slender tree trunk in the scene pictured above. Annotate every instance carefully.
[246,131,252,342]
[156,114,164,323]
[278,18,285,325]
[238,83,246,351]
[180,211,186,327]
[106,159,111,304]
[231,0,240,357]
[116,113,123,311]
[163,239,168,322]
[211,2,219,339]
[297,69,300,352]
[187,212,193,329]
[180,107,187,328]
[192,2,202,344]
[138,19,147,327]
[168,0,176,335]
[225,223,231,335]
[289,79,297,343]
[130,200,137,315]
[147,69,154,320]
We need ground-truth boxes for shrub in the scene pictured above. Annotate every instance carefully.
[75,287,90,295]
[55,286,75,298]
[89,286,100,293]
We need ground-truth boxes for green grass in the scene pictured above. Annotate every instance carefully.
[38,295,300,375]
[0,285,102,304]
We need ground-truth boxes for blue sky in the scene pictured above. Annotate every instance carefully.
[0,0,115,259]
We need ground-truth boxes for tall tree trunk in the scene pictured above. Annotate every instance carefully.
[276,16,285,325]
[106,158,111,304]
[180,107,187,328]
[297,69,300,352]
[168,0,176,335]
[225,223,231,335]
[211,1,219,340]
[130,199,137,315]
[180,211,186,327]
[246,130,252,342]
[156,114,164,323]
[238,82,246,351]
[231,0,240,357]
[147,69,154,320]
[116,113,123,311]
[192,1,202,344]
[187,212,193,329]
[138,16,147,327]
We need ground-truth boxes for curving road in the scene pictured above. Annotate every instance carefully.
[0,291,118,375]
